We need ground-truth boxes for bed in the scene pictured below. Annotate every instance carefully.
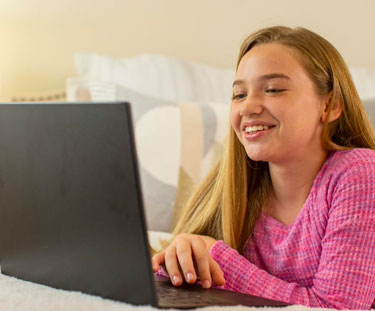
[1,53,374,311]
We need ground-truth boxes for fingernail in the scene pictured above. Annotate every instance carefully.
[172,275,180,285]
[203,280,211,288]
[186,273,194,282]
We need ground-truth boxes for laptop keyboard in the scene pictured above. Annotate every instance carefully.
[155,281,237,307]
[154,276,288,308]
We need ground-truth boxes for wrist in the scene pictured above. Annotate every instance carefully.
[200,235,217,252]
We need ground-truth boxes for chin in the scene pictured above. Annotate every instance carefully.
[245,151,269,162]
[243,144,275,162]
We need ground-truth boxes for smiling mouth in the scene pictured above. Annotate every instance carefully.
[244,125,275,134]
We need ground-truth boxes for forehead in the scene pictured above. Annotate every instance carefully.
[236,43,306,81]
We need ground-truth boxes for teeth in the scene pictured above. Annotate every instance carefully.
[245,125,270,133]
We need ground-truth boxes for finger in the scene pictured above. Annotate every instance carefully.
[191,238,211,289]
[151,252,165,272]
[165,247,183,286]
[176,238,196,284]
[209,258,225,286]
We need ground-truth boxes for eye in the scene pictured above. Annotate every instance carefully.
[232,93,247,100]
[266,88,286,94]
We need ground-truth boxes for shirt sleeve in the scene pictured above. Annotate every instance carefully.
[210,160,375,309]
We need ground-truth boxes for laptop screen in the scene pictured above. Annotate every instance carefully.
[0,102,157,305]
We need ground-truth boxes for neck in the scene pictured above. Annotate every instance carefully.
[268,149,328,209]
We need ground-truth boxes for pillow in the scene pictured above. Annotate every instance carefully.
[74,53,375,103]
[349,67,375,101]
[67,78,230,232]
[74,53,234,104]
[74,53,375,102]
[148,231,172,251]
[362,98,375,130]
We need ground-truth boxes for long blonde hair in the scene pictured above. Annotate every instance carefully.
[171,26,375,253]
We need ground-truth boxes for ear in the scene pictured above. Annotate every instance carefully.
[321,95,342,123]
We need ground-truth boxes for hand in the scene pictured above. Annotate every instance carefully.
[152,233,225,289]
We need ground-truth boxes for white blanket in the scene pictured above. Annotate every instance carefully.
[0,231,352,311]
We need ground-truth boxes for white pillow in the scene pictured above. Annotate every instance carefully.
[66,77,117,102]
[74,53,375,103]
[362,97,375,129]
[74,53,234,103]
[349,67,375,100]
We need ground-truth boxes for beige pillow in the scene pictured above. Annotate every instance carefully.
[67,80,231,232]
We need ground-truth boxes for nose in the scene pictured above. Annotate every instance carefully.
[239,93,264,117]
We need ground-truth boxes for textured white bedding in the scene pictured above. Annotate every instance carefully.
[0,231,352,311]
[0,272,338,311]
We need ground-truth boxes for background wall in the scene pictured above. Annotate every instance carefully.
[0,0,374,100]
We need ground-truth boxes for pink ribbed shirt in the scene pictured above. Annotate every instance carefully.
[210,149,375,309]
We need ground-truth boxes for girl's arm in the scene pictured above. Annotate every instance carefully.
[210,161,375,309]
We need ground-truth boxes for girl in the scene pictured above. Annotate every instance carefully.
[152,26,375,309]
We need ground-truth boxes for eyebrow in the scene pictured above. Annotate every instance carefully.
[232,73,291,87]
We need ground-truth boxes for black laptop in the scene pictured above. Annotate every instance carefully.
[0,102,287,308]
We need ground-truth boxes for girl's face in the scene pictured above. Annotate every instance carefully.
[231,43,328,164]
